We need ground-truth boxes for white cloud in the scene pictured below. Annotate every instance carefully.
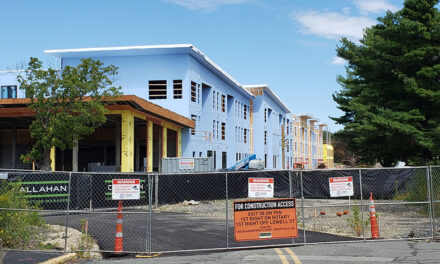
[164,0,251,12]
[342,7,351,15]
[354,0,398,14]
[331,56,347,65]
[292,11,376,40]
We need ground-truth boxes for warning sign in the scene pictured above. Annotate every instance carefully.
[329,177,354,197]
[248,178,274,198]
[112,179,140,200]
[179,158,195,170]
[233,199,298,241]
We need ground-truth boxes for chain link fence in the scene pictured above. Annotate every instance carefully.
[0,166,437,255]
[429,166,440,238]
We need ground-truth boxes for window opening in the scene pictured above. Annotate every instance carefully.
[149,80,167,99]
[191,81,197,102]
[244,129,247,144]
[190,115,197,135]
[173,80,182,99]
[244,105,247,120]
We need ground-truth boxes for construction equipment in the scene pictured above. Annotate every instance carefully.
[227,154,263,171]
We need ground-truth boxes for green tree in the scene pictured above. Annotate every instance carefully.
[332,0,440,166]
[17,58,121,170]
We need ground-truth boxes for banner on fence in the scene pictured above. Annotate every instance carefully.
[233,198,298,241]
[112,179,141,200]
[329,177,354,197]
[248,178,274,198]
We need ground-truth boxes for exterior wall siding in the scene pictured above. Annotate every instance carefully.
[0,45,333,171]
[0,71,26,99]
[62,54,191,117]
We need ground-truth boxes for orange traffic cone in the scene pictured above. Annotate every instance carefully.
[114,201,123,253]
[369,193,380,239]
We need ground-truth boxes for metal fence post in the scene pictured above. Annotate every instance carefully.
[427,166,435,239]
[289,170,292,198]
[146,173,153,254]
[64,172,72,252]
[145,173,149,253]
[289,170,294,245]
[359,169,365,241]
[225,172,229,249]
[300,170,306,245]
[154,174,159,209]
[430,166,437,239]
[89,174,93,211]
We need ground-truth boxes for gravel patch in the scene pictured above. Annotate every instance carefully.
[41,224,102,259]
[157,198,433,239]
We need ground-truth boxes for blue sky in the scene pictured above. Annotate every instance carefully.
[0,0,405,131]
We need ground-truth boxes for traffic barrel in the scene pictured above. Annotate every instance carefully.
[114,201,123,253]
[369,192,380,239]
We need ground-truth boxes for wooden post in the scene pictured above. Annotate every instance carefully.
[135,126,140,172]
[115,120,121,171]
[50,147,56,171]
[162,126,167,158]
[147,121,153,172]
[120,111,134,172]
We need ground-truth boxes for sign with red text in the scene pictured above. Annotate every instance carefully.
[234,199,298,241]
[329,177,354,197]
[248,178,274,198]
[112,179,140,200]
[179,158,195,170]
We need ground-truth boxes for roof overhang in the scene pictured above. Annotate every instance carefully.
[44,44,254,100]
[298,113,313,120]
[0,95,194,128]
[243,84,291,113]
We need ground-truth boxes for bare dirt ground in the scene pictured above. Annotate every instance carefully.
[158,198,434,239]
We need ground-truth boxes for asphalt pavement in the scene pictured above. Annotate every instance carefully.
[81,240,440,264]
[43,209,358,254]
[3,250,63,264]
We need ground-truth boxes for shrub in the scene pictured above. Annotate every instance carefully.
[0,180,45,248]
[394,169,429,202]
[347,206,369,237]
[394,169,440,216]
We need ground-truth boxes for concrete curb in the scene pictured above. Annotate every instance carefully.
[39,253,77,264]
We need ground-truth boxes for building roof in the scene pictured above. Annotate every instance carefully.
[297,113,314,120]
[243,84,291,113]
[0,95,194,128]
[44,44,254,100]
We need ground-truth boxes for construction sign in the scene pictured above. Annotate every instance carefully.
[234,198,298,241]
[112,179,140,200]
[329,176,354,197]
[248,178,274,198]
[178,158,195,170]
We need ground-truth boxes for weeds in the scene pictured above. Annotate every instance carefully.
[346,206,370,237]
[72,218,94,259]
[0,180,45,248]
